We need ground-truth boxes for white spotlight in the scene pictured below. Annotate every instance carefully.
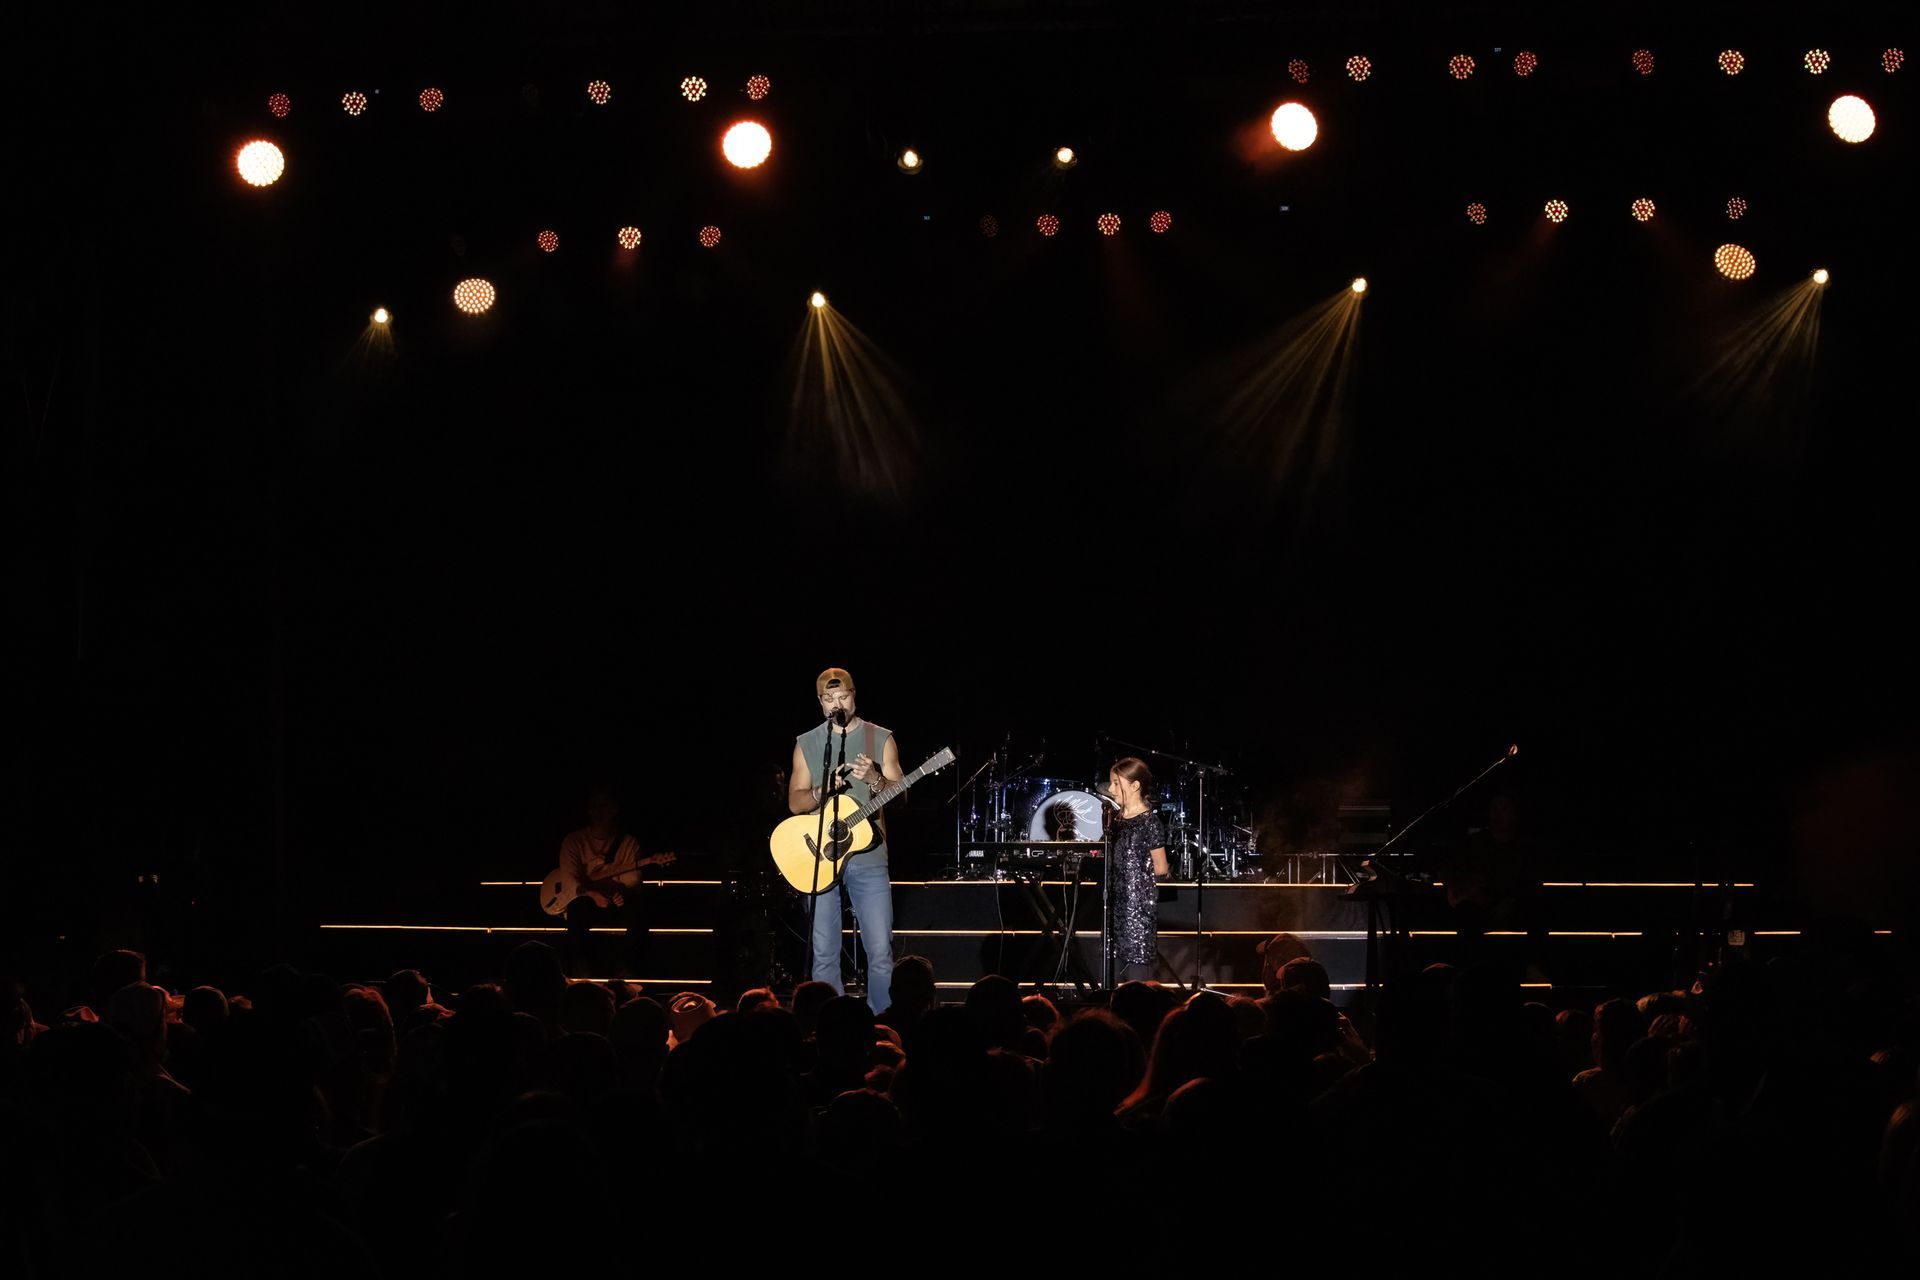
[1350,276,1368,295]
[722,120,773,169]
[897,148,922,174]
[1053,146,1078,170]
[1269,102,1318,151]
[371,307,390,325]
[809,292,827,309]
[1812,268,1830,285]
[1828,95,1876,142]
[236,140,285,186]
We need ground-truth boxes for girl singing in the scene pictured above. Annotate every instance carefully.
[1105,756,1169,983]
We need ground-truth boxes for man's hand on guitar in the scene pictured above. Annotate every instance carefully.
[585,890,625,908]
[850,753,879,783]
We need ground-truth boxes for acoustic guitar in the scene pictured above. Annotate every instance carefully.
[768,747,955,894]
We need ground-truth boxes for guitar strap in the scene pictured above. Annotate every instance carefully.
[600,828,635,879]
[864,722,888,843]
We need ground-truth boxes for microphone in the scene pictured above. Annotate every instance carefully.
[1095,792,1120,809]
[832,707,849,727]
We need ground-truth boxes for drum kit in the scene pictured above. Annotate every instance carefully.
[951,736,1260,880]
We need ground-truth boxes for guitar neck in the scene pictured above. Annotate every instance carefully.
[588,854,668,885]
[849,752,954,824]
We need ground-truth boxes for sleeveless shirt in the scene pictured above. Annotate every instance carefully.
[795,719,895,858]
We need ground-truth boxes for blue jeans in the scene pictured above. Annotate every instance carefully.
[811,848,894,1016]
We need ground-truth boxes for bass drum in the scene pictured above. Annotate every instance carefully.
[1007,777,1109,842]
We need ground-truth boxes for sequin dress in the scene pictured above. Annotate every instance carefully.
[1108,810,1165,967]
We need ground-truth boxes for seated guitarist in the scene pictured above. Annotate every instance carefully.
[558,785,652,980]
[788,668,901,1015]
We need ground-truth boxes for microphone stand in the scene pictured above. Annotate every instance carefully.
[807,715,850,992]
[1347,744,1519,996]
[949,751,994,876]
[1370,744,1518,861]
[1189,761,1231,993]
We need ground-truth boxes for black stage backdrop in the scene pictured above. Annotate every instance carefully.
[10,3,1918,968]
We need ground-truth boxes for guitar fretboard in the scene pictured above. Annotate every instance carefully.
[848,748,956,823]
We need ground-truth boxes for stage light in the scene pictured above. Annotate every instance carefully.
[1053,146,1077,170]
[1885,49,1905,74]
[537,229,559,252]
[616,226,641,249]
[1812,268,1830,285]
[1631,198,1655,222]
[1631,49,1655,76]
[746,74,771,100]
[1288,59,1310,84]
[896,148,923,174]
[722,120,773,168]
[1096,212,1121,236]
[419,87,444,112]
[1346,55,1372,82]
[1149,210,1173,234]
[788,287,917,501]
[267,92,290,118]
[1804,49,1831,75]
[342,91,369,116]
[452,278,496,314]
[1350,276,1368,294]
[1719,50,1745,75]
[1449,54,1475,80]
[1036,214,1060,237]
[371,307,390,325]
[235,140,285,187]
[1714,244,1756,280]
[1544,199,1569,223]
[1726,196,1747,220]
[1514,51,1538,77]
[1269,102,1317,150]
[1466,202,1487,224]
[698,225,722,248]
[587,80,612,105]
[1828,95,1875,142]
[681,76,708,102]
[979,214,999,238]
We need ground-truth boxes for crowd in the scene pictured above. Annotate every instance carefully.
[3,932,1914,1276]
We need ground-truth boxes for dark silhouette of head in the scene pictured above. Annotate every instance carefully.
[1042,1010,1143,1128]
[887,955,937,1020]
[1110,980,1177,1051]
[964,975,1026,1052]
[560,980,617,1038]
[503,942,568,1032]
[790,981,836,1035]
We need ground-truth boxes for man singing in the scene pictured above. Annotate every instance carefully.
[787,667,901,1015]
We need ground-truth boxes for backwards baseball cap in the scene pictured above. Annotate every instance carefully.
[816,667,855,696]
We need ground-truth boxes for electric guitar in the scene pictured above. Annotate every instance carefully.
[539,851,678,916]
[768,747,956,894]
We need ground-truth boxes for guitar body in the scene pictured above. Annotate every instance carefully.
[540,852,677,916]
[769,794,876,895]
[765,746,954,895]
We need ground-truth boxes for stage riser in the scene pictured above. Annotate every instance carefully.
[307,927,1714,1001]
[311,879,1785,999]
[456,881,1757,935]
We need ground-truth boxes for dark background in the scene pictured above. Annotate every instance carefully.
[10,3,1917,963]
